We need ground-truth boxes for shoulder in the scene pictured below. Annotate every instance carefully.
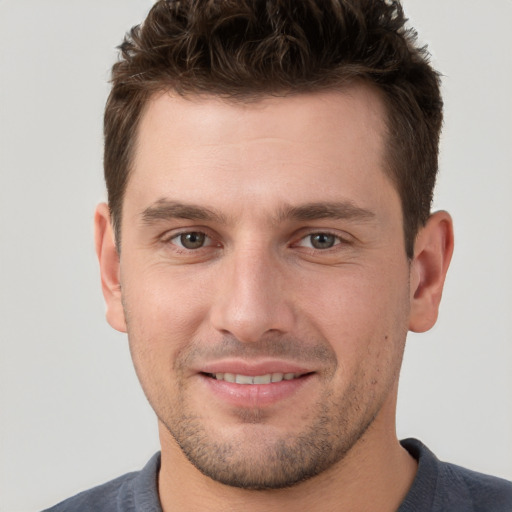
[439,460,512,511]
[400,438,512,512]
[41,453,162,512]
[42,472,136,512]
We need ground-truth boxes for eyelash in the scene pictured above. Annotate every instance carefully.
[162,230,350,252]
[164,230,218,251]
[294,232,346,250]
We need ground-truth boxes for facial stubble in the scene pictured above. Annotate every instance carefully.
[161,379,377,490]
[128,331,404,491]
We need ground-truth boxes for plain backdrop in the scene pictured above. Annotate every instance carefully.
[1,1,511,510]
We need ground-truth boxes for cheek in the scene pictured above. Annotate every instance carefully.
[123,262,210,333]
[122,271,201,406]
[295,263,410,360]
[121,265,214,391]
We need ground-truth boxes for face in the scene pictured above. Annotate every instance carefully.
[111,87,414,489]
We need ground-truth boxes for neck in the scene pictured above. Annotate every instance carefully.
[157,402,417,512]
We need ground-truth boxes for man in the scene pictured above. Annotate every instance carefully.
[45,0,512,510]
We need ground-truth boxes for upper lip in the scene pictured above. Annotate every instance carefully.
[198,359,314,376]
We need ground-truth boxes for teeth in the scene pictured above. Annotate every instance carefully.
[211,372,300,384]
[236,374,254,384]
[253,374,272,384]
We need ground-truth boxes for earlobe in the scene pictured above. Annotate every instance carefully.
[409,211,454,333]
[94,203,127,333]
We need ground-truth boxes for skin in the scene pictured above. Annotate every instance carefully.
[95,85,454,511]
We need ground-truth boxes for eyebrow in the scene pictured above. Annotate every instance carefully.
[140,199,375,226]
[276,202,376,223]
[141,199,227,224]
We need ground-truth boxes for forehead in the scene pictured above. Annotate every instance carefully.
[126,85,395,220]
[135,85,387,157]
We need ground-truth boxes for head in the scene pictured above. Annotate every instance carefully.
[104,0,443,258]
[96,0,453,492]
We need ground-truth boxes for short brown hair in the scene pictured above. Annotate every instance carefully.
[104,0,443,257]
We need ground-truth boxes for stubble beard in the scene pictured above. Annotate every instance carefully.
[127,325,404,491]
[155,372,381,490]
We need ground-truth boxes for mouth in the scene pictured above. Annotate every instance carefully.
[198,368,315,408]
[196,359,317,408]
[202,371,310,385]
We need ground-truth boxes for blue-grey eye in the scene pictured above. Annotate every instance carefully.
[178,232,206,249]
[309,233,336,249]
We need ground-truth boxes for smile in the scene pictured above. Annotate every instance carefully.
[205,372,303,384]
[199,369,315,407]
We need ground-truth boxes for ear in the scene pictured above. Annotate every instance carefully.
[409,211,454,333]
[94,203,127,333]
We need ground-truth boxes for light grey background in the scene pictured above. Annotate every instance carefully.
[1,1,511,511]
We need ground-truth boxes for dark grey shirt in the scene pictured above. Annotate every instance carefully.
[43,439,512,511]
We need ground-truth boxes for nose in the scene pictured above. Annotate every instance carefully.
[209,246,296,343]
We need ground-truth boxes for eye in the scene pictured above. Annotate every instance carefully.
[298,233,341,250]
[170,231,210,250]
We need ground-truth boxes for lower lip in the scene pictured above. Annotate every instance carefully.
[199,373,314,408]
